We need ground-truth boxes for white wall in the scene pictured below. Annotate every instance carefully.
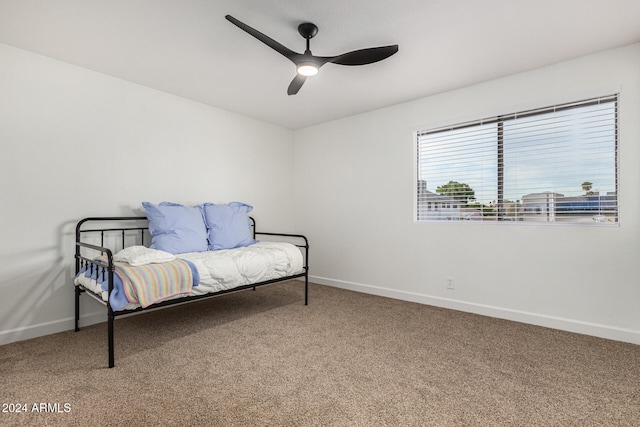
[293,43,640,344]
[3,41,639,347]
[0,43,295,344]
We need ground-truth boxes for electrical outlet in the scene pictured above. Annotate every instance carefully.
[446,276,455,290]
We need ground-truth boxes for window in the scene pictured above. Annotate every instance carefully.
[416,95,618,224]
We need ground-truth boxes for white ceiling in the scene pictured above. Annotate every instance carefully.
[1,0,640,129]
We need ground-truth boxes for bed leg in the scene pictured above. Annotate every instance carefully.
[74,286,81,332]
[108,307,115,368]
[304,275,308,306]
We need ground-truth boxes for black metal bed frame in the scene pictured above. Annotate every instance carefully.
[74,216,309,368]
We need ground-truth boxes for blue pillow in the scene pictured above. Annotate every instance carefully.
[142,201,208,254]
[199,202,258,250]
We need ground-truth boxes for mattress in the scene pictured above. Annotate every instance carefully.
[75,241,304,311]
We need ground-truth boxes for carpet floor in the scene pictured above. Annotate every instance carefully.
[1,281,639,426]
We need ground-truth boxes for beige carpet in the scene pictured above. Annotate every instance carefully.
[1,281,639,426]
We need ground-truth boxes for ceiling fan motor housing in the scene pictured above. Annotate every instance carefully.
[298,22,318,39]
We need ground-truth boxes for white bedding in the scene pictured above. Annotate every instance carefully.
[75,241,304,310]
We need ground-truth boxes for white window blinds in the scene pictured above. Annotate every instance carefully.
[416,95,618,224]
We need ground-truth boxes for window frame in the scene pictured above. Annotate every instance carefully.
[415,94,619,226]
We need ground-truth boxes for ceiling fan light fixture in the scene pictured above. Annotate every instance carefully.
[226,15,399,95]
[297,62,319,77]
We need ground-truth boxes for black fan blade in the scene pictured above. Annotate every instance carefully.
[225,15,299,62]
[287,75,307,95]
[327,45,398,66]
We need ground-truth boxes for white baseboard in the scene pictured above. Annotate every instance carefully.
[3,278,637,347]
[0,312,106,346]
[311,275,640,346]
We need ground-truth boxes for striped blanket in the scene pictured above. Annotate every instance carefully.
[90,256,197,309]
[116,259,195,308]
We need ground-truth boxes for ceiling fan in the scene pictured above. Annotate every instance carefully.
[225,15,399,95]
